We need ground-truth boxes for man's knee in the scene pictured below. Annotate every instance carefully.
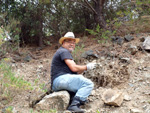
[89,80,94,89]
[84,78,94,89]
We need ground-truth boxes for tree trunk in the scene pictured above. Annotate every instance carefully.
[84,9,92,29]
[94,0,106,29]
[37,5,43,47]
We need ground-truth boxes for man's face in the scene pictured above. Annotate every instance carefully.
[62,39,76,52]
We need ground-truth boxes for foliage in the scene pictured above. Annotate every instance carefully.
[44,0,89,36]
[0,26,5,46]
[3,106,14,113]
[5,18,21,50]
[97,110,100,113]
[0,26,9,57]
[0,0,44,45]
[86,24,116,43]
[134,0,150,16]
[72,44,85,63]
[0,0,94,46]
[0,0,150,46]
[0,18,21,57]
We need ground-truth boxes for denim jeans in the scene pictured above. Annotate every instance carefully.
[52,74,94,101]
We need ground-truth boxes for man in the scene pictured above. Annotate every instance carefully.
[51,32,96,112]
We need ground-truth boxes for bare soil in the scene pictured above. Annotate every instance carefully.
[1,33,150,113]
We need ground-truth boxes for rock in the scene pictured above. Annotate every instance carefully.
[120,57,130,64]
[23,55,32,62]
[110,36,117,41]
[144,104,150,113]
[143,36,150,50]
[35,91,70,111]
[130,108,143,113]
[64,110,72,113]
[117,37,124,45]
[13,55,22,62]
[143,72,150,78]
[111,36,124,45]
[124,35,134,42]
[140,37,145,42]
[128,83,134,87]
[102,89,124,107]
[128,45,138,55]
[81,50,99,59]
[124,94,131,101]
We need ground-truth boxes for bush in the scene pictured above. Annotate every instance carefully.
[86,24,116,43]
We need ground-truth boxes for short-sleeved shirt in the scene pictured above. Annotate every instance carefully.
[51,47,77,83]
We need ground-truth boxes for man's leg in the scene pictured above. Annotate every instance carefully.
[52,74,94,112]
[52,74,94,101]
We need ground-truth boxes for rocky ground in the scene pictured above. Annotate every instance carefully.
[1,33,150,113]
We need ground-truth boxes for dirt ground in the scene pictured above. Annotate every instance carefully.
[1,33,150,113]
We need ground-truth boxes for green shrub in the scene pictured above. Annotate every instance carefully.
[85,24,116,43]
[72,44,85,63]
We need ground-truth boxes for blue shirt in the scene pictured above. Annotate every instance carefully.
[51,47,77,83]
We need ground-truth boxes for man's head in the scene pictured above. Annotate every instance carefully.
[59,32,80,52]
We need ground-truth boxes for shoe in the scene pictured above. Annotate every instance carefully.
[67,97,85,113]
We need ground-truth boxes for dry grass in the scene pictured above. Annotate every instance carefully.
[0,59,33,107]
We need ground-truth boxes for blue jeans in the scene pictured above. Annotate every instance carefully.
[52,74,94,101]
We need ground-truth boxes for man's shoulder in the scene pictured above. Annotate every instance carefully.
[57,47,69,53]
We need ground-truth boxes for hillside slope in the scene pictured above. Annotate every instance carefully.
[0,33,150,113]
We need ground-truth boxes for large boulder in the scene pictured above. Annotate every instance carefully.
[35,91,70,112]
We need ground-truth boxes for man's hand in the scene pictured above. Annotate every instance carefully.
[86,63,96,70]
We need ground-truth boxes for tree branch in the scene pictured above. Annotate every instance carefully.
[84,0,97,15]
[68,0,95,14]
[91,0,97,4]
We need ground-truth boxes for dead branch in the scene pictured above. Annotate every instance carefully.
[29,88,53,108]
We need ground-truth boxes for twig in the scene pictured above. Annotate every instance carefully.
[29,88,53,108]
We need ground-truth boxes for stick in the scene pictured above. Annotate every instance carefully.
[29,88,53,108]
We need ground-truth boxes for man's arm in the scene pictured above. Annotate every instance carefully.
[64,59,87,73]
